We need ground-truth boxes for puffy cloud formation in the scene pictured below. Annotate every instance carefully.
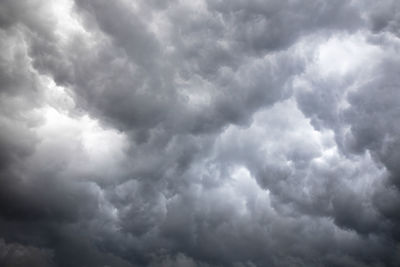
[1,0,400,266]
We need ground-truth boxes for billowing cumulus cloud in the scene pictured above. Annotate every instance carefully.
[1,0,400,266]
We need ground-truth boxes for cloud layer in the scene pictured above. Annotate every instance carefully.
[1,0,400,266]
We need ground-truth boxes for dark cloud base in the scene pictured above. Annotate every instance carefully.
[1,0,400,266]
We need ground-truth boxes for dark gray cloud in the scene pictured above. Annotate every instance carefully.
[1,0,400,266]
[0,238,55,267]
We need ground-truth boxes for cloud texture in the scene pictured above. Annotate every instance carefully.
[1,0,400,266]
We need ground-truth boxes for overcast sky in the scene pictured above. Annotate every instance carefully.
[1,0,400,266]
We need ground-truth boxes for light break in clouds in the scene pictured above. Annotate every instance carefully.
[1,0,400,266]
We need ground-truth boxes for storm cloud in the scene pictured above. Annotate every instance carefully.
[1,0,400,266]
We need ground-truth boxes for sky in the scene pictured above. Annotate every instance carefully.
[0,0,400,266]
